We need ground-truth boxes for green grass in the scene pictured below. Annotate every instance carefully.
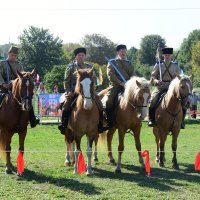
[0,120,200,200]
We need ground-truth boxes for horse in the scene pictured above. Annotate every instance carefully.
[0,70,35,174]
[153,75,192,169]
[98,76,151,173]
[64,68,99,175]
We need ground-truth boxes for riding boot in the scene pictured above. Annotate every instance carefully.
[58,110,69,135]
[105,109,113,130]
[181,108,187,129]
[29,108,40,128]
[148,107,155,127]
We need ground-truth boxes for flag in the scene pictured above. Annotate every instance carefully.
[156,44,162,61]
[141,150,151,176]
[77,151,86,174]
[194,151,200,170]
[17,151,24,175]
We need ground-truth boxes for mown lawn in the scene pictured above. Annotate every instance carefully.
[0,119,200,200]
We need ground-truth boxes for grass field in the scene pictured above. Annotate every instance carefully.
[0,119,200,200]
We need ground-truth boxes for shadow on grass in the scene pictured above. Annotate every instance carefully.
[16,168,101,195]
[92,162,200,192]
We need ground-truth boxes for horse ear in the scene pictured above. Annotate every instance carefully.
[17,70,23,78]
[30,69,36,77]
[136,80,141,87]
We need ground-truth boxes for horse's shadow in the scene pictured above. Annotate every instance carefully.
[14,168,101,195]
[92,162,200,192]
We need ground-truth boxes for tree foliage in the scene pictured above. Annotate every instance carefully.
[191,41,200,86]
[44,65,66,93]
[138,35,166,66]
[127,46,138,66]
[178,29,200,67]
[81,33,117,65]
[18,26,65,78]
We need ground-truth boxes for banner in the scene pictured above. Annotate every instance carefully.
[38,93,62,116]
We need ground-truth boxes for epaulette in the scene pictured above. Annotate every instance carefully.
[85,62,92,68]
[67,63,75,69]
[172,61,178,64]
[156,60,164,64]
[109,58,116,62]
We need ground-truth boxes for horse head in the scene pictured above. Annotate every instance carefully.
[124,76,151,120]
[75,68,95,110]
[13,69,36,111]
[177,75,193,109]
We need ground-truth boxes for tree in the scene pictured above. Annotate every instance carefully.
[138,35,166,66]
[44,65,66,93]
[178,29,200,68]
[191,41,200,86]
[127,46,138,66]
[18,26,65,78]
[81,34,117,65]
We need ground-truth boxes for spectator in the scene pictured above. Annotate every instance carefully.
[53,85,59,93]
[37,82,46,94]
[190,90,200,119]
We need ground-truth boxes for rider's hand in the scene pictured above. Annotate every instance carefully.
[119,82,125,88]
[65,91,73,97]
[155,80,163,86]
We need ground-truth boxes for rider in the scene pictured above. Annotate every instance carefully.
[148,46,187,128]
[105,44,135,129]
[58,47,105,134]
[0,45,40,128]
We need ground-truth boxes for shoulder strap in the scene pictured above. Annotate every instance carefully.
[7,61,17,79]
[162,63,173,80]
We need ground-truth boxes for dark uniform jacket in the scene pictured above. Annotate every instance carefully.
[64,61,95,93]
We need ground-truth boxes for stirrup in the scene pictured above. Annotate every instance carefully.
[148,121,155,127]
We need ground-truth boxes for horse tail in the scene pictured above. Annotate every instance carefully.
[0,129,6,161]
[98,132,107,146]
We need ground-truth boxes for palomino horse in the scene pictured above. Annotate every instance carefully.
[0,70,35,174]
[64,68,99,175]
[153,75,192,169]
[99,76,151,173]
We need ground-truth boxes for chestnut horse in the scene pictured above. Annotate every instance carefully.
[153,75,192,169]
[64,68,99,175]
[99,76,151,173]
[0,70,35,174]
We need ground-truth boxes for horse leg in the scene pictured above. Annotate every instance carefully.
[115,129,125,173]
[5,132,13,174]
[153,127,159,163]
[93,134,99,162]
[107,128,116,164]
[171,132,180,170]
[159,136,165,168]
[86,136,95,176]
[64,138,72,166]
[132,126,144,168]
[73,137,81,174]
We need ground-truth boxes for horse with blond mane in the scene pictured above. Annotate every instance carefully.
[64,68,99,175]
[0,70,35,174]
[98,76,151,172]
[153,75,192,169]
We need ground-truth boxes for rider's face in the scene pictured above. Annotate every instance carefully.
[75,53,86,64]
[8,53,18,62]
[117,48,127,60]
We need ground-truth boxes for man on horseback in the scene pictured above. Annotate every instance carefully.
[148,47,186,128]
[105,44,135,129]
[58,47,105,134]
[0,46,40,128]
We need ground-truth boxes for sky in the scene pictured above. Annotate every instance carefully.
[0,0,200,49]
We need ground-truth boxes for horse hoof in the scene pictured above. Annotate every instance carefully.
[65,162,71,167]
[5,169,13,174]
[109,159,116,165]
[115,169,121,173]
[93,158,98,162]
[172,164,179,170]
